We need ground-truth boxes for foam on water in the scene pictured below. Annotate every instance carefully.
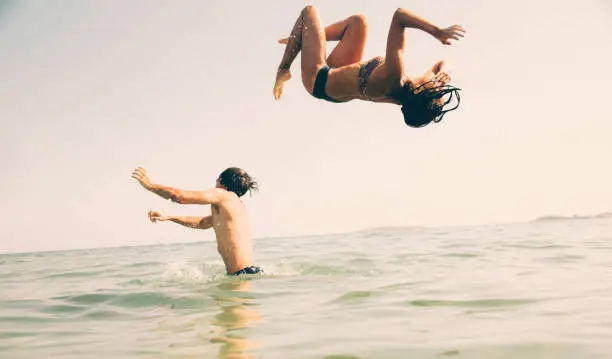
[161,260,211,282]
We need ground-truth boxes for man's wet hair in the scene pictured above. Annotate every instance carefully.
[218,167,258,197]
[390,80,461,128]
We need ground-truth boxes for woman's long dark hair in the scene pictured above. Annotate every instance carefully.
[390,80,461,128]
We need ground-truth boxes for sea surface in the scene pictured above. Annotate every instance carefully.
[2,217,612,359]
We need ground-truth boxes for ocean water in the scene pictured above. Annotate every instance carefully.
[2,217,612,359]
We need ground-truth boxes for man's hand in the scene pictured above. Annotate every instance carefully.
[132,167,154,191]
[434,25,465,45]
[148,210,168,223]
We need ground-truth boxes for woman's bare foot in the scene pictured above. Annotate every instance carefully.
[273,69,292,100]
[431,60,446,75]
[432,70,451,87]
[412,61,451,106]
[411,72,449,93]
[430,71,452,107]
[410,61,452,107]
[278,37,291,45]
[410,61,448,92]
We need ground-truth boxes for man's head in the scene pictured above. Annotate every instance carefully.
[216,167,258,197]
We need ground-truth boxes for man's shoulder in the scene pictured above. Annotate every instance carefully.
[211,188,240,203]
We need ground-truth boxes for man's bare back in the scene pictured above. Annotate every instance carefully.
[210,195,254,273]
[132,167,260,275]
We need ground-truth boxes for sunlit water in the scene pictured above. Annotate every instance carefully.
[2,217,612,358]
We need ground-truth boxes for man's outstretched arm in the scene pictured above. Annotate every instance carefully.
[148,211,213,229]
[132,167,223,205]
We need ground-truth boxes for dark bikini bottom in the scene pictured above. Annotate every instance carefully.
[312,65,346,103]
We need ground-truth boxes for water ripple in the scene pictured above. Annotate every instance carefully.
[408,298,539,308]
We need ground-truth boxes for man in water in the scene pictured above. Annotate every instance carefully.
[131,166,261,276]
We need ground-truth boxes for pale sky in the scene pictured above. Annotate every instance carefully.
[1,0,611,253]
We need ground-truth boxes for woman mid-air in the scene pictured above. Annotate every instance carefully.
[273,6,466,128]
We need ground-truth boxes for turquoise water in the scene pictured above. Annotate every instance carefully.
[2,217,612,358]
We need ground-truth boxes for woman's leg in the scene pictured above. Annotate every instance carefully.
[275,6,327,96]
[278,14,369,67]
[324,15,368,68]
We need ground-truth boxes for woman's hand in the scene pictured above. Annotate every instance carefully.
[435,25,465,45]
[273,69,292,100]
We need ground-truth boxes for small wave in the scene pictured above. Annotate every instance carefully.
[436,343,586,359]
[440,350,461,356]
[441,252,480,258]
[0,331,36,339]
[357,225,424,235]
[63,293,116,305]
[377,281,422,292]
[40,304,87,314]
[535,215,574,222]
[348,257,375,265]
[108,292,171,308]
[0,271,31,279]
[0,299,43,309]
[408,298,538,308]
[117,278,148,287]
[82,309,123,319]
[534,212,612,222]
[43,271,105,279]
[0,315,57,323]
[503,243,572,250]
[126,261,164,269]
[60,292,167,308]
[538,254,585,263]
[294,263,377,276]
[55,291,209,310]
[331,290,373,303]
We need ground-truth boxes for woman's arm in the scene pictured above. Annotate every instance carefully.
[394,9,465,44]
[384,9,464,81]
[393,8,440,38]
